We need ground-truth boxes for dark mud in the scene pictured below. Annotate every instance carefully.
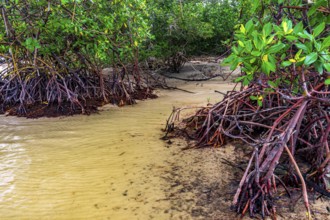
[160,139,244,219]
[1,88,157,118]
[161,139,330,219]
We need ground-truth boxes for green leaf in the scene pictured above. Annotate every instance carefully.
[240,24,246,34]
[266,43,285,54]
[321,35,330,50]
[230,58,240,70]
[245,40,253,51]
[325,78,330,85]
[303,30,314,41]
[242,62,252,71]
[243,77,250,86]
[250,95,258,100]
[250,58,256,63]
[281,19,292,34]
[238,40,245,47]
[251,30,259,38]
[266,35,275,44]
[285,35,298,41]
[296,43,309,52]
[308,4,318,16]
[245,20,254,33]
[314,61,324,74]
[251,51,261,56]
[268,54,276,64]
[315,42,322,52]
[262,23,272,37]
[304,52,318,66]
[321,53,330,61]
[281,61,292,67]
[313,22,325,37]
[282,20,288,33]
[251,1,260,13]
[253,36,263,50]
[294,49,303,60]
[293,22,304,34]
[297,32,309,39]
[261,61,276,75]
[24,37,41,52]
[61,0,69,4]
[232,46,239,55]
[222,54,235,65]
[267,80,277,88]
[257,99,263,107]
[324,63,330,72]
[297,56,306,63]
[268,61,276,72]
[235,75,246,82]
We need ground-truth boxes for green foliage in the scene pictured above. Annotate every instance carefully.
[23,38,41,53]
[146,0,241,59]
[325,78,330,85]
[0,0,151,69]
[250,95,263,106]
[0,0,254,69]
[223,0,330,86]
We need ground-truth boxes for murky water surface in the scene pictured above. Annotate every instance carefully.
[0,81,234,219]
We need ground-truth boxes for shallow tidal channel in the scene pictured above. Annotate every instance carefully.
[0,81,234,219]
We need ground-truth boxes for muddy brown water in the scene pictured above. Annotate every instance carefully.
[0,80,235,219]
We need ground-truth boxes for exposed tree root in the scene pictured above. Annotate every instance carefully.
[165,73,330,218]
[0,59,156,117]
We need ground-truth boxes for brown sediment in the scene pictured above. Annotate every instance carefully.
[163,138,330,219]
[1,87,157,118]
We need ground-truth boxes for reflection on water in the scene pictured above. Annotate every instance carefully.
[0,141,30,203]
[0,82,234,219]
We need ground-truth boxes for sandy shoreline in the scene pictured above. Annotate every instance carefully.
[158,59,330,220]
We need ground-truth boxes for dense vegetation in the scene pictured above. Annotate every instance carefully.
[0,0,155,117]
[147,0,242,57]
[0,0,242,117]
[166,0,330,218]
